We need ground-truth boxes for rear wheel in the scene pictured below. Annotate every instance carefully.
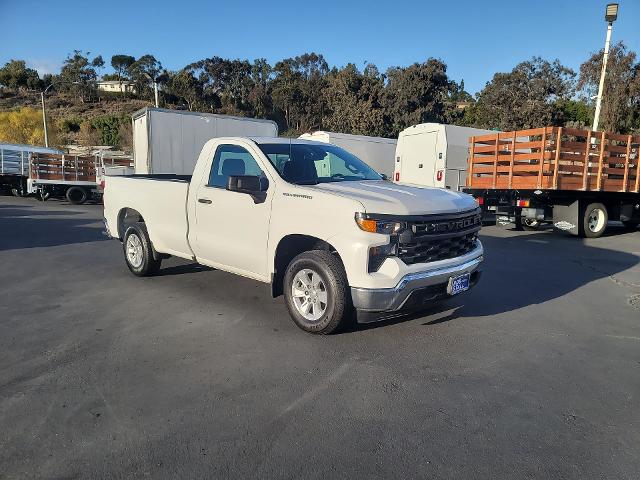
[580,203,608,238]
[283,250,351,334]
[123,223,162,276]
[522,218,541,230]
[11,186,28,197]
[66,186,89,205]
[36,189,50,201]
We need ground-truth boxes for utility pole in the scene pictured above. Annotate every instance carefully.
[41,91,49,148]
[592,3,619,132]
[153,81,159,108]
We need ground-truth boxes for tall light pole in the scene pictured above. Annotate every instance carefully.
[143,72,160,108]
[592,3,619,132]
[40,81,80,147]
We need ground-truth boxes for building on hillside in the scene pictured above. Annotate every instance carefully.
[97,80,136,94]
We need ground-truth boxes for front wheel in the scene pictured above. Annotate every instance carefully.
[283,250,351,334]
[123,223,162,276]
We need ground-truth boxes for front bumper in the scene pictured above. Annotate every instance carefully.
[350,254,483,312]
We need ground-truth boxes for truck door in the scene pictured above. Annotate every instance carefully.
[399,131,438,187]
[192,143,272,280]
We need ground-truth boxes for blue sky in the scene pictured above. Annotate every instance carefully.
[1,0,638,94]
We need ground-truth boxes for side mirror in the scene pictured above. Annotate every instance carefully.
[226,175,269,204]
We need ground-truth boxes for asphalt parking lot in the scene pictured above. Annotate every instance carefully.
[1,196,639,479]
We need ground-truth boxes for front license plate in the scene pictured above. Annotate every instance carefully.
[447,273,470,296]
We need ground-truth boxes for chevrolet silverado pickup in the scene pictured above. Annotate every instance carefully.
[103,137,483,334]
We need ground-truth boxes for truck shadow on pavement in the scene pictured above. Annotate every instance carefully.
[0,204,107,251]
[351,229,640,332]
[155,263,214,276]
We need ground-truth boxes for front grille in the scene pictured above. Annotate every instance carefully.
[397,209,481,265]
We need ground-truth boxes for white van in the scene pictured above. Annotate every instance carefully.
[394,123,494,190]
[299,131,397,178]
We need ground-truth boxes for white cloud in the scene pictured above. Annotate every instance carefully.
[27,59,62,76]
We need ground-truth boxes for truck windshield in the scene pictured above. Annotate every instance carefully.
[257,142,382,185]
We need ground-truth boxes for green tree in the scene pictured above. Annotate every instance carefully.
[92,116,122,146]
[472,57,575,130]
[129,54,167,101]
[111,54,135,81]
[578,42,640,133]
[0,60,41,90]
[271,53,328,133]
[167,69,203,111]
[557,99,593,129]
[383,59,452,135]
[323,63,386,136]
[59,50,104,101]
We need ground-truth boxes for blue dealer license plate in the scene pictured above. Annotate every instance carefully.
[447,273,470,296]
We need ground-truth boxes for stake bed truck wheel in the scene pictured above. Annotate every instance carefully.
[522,218,541,230]
[283,250,351,334]
[123,223,162,276]
[66,186,89,205]
[580,202,608,238]
[11,187,28,197]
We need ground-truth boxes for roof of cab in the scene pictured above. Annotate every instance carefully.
[248,136,327,146]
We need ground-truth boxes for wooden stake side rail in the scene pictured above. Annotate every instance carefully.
[466,127,640,193]
[30,153,133,183]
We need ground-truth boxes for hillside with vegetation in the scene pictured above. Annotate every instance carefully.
[0,44,638,152]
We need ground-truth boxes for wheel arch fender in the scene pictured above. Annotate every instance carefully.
[271,234,346,298]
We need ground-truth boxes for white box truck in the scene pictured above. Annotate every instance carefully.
[132,108,278,174]
[394,123,494,190]
[299,131,397,178]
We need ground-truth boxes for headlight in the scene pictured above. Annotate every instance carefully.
[355,213,404,234]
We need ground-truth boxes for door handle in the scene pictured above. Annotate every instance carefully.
[198,198,212,204]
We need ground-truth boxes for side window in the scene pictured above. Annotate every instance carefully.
[208,144,264,188]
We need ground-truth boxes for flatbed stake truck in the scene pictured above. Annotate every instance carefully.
[464,127,640,238]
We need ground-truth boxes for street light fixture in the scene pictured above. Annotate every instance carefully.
[591,3,619,132]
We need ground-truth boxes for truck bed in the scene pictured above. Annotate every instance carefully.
[31,153,134,185]
[467,127,640,193]
[104,175,193,258]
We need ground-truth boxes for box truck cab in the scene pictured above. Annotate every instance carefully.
[394,123,494,190]
[299,131,397,178]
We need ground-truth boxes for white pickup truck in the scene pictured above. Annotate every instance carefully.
[103,137,483,334]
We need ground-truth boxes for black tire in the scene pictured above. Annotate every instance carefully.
[283,250,351,334]
[580,202,608,238]
[66,186,89,205]
[36,189,50,202]
[522,218,541,231]
[11,186,28,197]
[622,220,639,230]
[123,223,162,276]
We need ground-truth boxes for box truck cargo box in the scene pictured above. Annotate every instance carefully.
[394,123,494,190]
[132,108,278,174]
[299,131,397,178]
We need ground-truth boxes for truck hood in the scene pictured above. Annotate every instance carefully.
[310,180,477,215]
